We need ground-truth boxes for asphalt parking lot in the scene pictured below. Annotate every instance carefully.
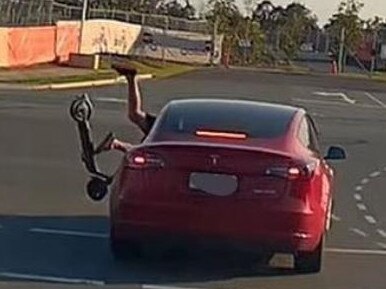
[1,68,386,289]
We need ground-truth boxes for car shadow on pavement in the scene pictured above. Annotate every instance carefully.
[0,215,297,286]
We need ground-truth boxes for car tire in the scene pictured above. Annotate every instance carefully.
[257,252,274,265]
[294,237,323,274]
[110,237,143,261]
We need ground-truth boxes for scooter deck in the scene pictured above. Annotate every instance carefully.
[70,94,110,181]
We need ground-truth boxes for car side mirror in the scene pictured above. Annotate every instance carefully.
[324,146,346,160]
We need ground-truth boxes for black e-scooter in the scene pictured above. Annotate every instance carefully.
[70,94,114,202]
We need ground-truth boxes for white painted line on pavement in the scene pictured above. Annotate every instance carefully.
[331,214,341,222]
[364,215,377,224]
[354,194,362,201]
[313,91,356,104]
[355,186,363,192]
[376,242,386,250]
[29,228,108,239]
[350,228,368,237]
[377,229,386,239]
[294,98,380,109]
[326,247,386,256]
[311,112,325,117]
[143,285,198,289]
[0,272,105,286]
[96,97,126,103]
[369,171,381,178]
[293,98,351,107]
[365,92,386,109]
[357,203,367,211]
[361,178,369,185]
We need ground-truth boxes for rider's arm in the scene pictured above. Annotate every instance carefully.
[127,76,156,135]
[111,139,132,153]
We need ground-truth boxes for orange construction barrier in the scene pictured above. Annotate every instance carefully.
[56,21,81,63]
[7,26,56,67]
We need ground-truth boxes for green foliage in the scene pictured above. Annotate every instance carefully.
[206,0,240,35]
[325,0,365,53]
[279,3,317,60]
[157,0,196,19]
[364,16,385,32]
[206,0,265,64]
[86,0,196,18]
[253,1,317,60]
[232,18,266,64]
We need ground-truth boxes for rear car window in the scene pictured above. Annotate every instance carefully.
[155,100,296,139]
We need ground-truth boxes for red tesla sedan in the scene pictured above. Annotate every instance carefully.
[109,99,346,273]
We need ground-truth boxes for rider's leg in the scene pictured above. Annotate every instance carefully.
[112,64,152,133]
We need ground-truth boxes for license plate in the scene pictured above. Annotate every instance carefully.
[189,172,238,196]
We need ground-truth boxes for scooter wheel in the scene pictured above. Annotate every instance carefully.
[70,95,93,122]
[86,177,108,202]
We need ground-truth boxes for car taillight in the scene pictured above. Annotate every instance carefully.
[126,152,165,169]
[265,161,318,202]
[265,166,301,180]
[265,161,317,181]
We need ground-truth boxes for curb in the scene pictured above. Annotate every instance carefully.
[0,74,154,91]
[32,74,154,90]
[228,65,311,75]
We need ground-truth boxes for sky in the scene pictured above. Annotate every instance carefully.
[192,0,386,25]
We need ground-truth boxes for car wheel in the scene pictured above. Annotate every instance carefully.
[257,252,274,265]
[110,237,143,261]
[294,237,323,274]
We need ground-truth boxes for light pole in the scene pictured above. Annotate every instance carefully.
[370,29,378,75]
[78,0,89,53]
[338,27,346,73]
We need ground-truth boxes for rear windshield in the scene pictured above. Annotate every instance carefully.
[155,101,296,139]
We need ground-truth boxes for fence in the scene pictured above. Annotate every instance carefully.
[0,0,209,33]
[0,18,222,68]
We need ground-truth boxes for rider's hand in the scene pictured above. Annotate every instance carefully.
[94,132,115,154]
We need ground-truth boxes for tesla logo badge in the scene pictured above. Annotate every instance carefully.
[209,155,220,166]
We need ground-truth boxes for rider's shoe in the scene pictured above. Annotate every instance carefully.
[111,63,138,78]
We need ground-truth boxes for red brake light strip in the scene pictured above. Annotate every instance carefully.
[195,130,247,140]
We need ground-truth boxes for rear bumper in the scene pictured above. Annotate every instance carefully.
[111,202,323,253]
[112,222,320,253]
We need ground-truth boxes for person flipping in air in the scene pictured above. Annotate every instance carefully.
[98,64,156,153]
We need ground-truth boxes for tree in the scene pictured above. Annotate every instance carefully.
[182,0,196,19]
[325,0,365,71]
[205,0,240,64]
[252,1,316,61]
[206,0,239,35]
[157,0,196,19]
[206,0,265,65]
[278,3,317,60]
[252,0,275,31]
[232,17,265,64]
